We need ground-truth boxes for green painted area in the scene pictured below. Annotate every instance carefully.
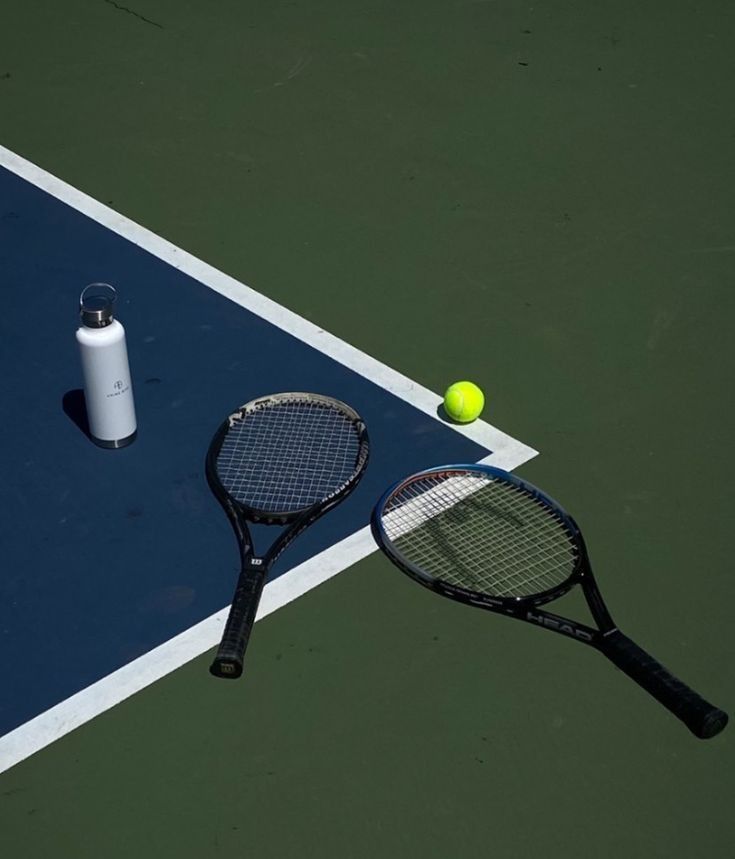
[1,1,733,856]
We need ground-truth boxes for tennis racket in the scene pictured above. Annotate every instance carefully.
[208,392,369,679]
[371,464,728,739]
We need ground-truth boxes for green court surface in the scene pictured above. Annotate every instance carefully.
[1,2,733,856]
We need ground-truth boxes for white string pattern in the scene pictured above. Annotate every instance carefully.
[217,399,361,514]
[382,472,578,598]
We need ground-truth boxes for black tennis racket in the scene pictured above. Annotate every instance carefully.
[208,392,369,679]
[371,464,728,739]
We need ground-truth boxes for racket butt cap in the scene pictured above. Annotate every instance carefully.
[698,708,728,740]
[210,659,243,679]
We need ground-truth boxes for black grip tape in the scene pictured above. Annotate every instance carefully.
[602,630,728,739]
[210,562,267,679]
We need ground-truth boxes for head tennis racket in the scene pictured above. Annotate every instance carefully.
[371,464,728,739]
[208,392,369,679]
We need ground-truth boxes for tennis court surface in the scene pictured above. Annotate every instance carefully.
[0,2,733,857]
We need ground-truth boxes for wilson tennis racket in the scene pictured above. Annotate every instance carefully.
[208,392,369,679]
[371,464,728,739]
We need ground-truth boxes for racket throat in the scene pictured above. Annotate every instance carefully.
[582,580,616,633]
[244,555,266,569]
[239,555,268,594]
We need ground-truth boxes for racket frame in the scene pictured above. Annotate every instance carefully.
[208,393,369,678]
[371,464,728,739]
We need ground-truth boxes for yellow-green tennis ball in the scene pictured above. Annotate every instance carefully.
[443,381,485,423]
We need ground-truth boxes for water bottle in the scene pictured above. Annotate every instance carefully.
[76,283,137,448]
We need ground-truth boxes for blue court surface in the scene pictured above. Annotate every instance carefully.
[0,152,536,772]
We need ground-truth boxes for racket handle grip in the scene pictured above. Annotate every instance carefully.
[210,563,267,679]
[602,630,728,739]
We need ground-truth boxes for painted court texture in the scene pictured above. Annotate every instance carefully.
[0,3,733,858]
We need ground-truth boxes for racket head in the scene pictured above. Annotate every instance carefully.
[207,392,370,524]
[371,464,588,608]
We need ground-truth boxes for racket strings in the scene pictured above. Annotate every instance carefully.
[217,399,362,514]
[382,473,578,598]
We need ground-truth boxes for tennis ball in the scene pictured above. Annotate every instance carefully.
[443,381,485,423]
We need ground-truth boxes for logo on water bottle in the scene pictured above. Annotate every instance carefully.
[106,379,130,398]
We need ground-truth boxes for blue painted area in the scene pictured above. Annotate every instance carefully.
[0,166,488,737]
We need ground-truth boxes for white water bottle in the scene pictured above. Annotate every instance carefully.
[76,283,137,448]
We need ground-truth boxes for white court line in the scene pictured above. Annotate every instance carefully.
[381,472,488,540]
[0,145,538,774]
[0,529,377,775]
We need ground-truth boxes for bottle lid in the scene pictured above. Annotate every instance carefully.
[80,283,117,328]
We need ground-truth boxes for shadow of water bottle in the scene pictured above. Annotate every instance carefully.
[62,388,91,440]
